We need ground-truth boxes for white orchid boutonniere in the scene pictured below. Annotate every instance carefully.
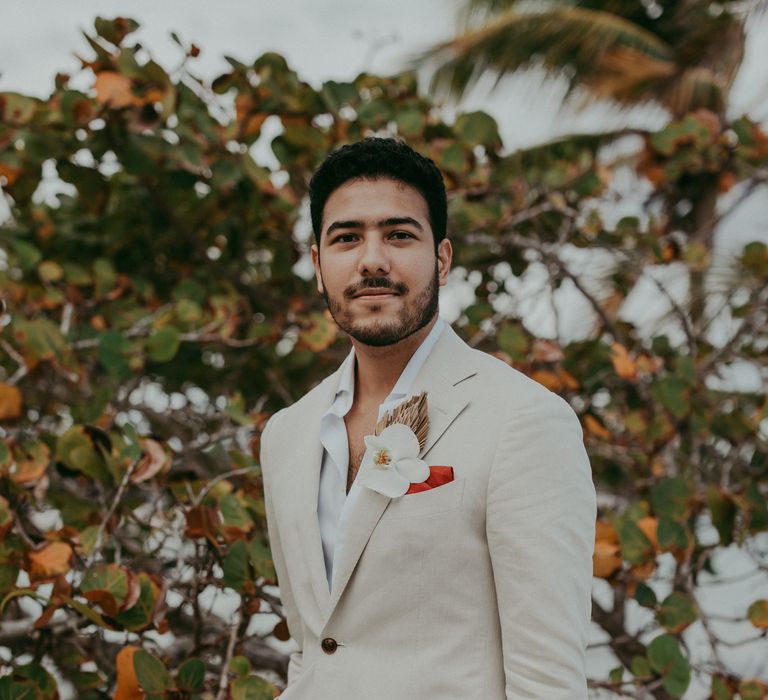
[359,392,430,498]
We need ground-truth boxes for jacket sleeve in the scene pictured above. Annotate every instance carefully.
[260,415,304,687]
[486,395,596,699]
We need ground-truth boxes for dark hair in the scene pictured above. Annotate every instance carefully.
[308,137,447,249]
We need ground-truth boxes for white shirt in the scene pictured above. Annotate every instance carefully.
[317,318,446,591]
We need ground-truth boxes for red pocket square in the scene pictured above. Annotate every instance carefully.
[406,466,454,495]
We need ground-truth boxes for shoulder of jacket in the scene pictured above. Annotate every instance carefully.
[466,344,577,418]
[263,371,338,439]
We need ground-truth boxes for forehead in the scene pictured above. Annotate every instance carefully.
[322,178,429,230]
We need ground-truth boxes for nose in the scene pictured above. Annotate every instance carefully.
[357,234,391,277]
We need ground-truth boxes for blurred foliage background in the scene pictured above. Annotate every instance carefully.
[0,4,767,698]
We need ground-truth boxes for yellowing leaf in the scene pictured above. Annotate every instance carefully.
[611,342,637,381]
[299,312,337,352]
[28,541,73,579]
[94,72,141,109]
[583,414,610,439]
[0,383,22,421]
[747,599,768,629]
[114,646,143,700]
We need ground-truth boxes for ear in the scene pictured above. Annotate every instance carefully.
[436,239,452,287]
[310,243,324,294]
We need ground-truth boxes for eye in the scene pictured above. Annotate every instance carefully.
[332,233,359,244]
[389,230,414,240]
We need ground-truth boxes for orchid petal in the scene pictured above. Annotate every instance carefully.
[378,423,420,459]
[396,457,430,483]
[359,467,410,498]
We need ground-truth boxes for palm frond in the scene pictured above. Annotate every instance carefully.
[417,6,676,101]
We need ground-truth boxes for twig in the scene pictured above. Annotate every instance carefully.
[193,466,259,506]
[1,338,28,385]
[88,456,140,564]
[215,617,240,700]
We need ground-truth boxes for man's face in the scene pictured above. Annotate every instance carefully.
[310,178,452,347]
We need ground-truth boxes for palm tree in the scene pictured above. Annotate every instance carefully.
[423,0,754,121]
[421,0,763,332]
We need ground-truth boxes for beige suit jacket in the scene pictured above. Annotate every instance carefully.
[260,325,596,699]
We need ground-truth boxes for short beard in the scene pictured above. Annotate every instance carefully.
[323,264,439,347]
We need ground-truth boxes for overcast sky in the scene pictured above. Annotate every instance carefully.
[2,0,767,150]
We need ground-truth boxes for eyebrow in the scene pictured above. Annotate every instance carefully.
[324,216,424,237]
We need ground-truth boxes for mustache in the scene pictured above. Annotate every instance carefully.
[344,278,408,299]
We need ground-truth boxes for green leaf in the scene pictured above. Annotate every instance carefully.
[222,539,249,592]
[739,680,768,700]
[177,658,205,692]
[439,143,467,174]
[634,582,657,608]
[114,572,162,632]
[711,674,733,700]
[650,478,691,521]
[395,109,426,137]
[56,426,111,482]
[496,322,529,360]
[12,664,58,700]
[98,331,132,377]
[455,111,500,147]
[248,538,276,580]
[80,564,130,615]
[657,518,688,551]
[146,327,181,363]
[230,675,276,700]
[707,486,737,545]
[630,655,651,677]
[651,376,690,418]
[220,493,253,533]
[0,677,38,700]
[133,649,173,694]
[647,634,690,698]
[229,655,251,677]
[657,592,697,633]
[617,520,654,565]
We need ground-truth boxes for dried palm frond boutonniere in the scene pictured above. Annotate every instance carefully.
[374,391,429,451]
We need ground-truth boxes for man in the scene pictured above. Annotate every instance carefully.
[260,138,596,699]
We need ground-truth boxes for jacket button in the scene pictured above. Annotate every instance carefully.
[321,637,338,654]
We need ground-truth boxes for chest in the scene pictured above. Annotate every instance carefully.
[343,404,380,486]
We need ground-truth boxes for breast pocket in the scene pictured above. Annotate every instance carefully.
[383,477,466,520]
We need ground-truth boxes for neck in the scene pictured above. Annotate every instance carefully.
[350,316,437,403]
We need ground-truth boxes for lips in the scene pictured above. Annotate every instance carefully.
[353,289,399,299]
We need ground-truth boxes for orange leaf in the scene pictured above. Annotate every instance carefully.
[583,414,610,439]
[530,369,561,391]
[0,163,21,186]
[114,646,143,700]
[8,441,50,485]
[28,541,73,579]
[0,383,22,421]
[556,366,580,391]
[593,539,622,578]
[637,516,659,550]
[610,343,637,381]
[94,72,141,109]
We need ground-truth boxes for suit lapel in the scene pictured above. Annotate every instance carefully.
[322,324,477,625]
